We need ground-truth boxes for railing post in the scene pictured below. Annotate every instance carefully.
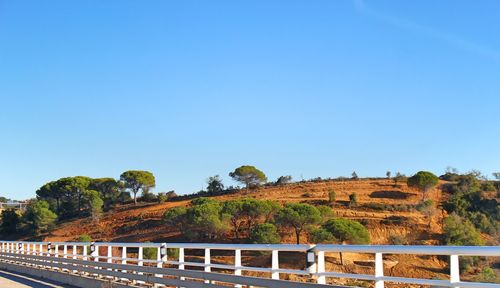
[72,245,77,259]
[317,250,326,284]
[120,246,127,280]
[83,245,88,261]
[107,245,112,263]
[55,244,59,258]
[271,250,279,280]
[156,243,167,282]
[234,249,242,288]
[450,255,460,288]
[138,247,143,267]
[121,246,127,265]
[91,243,99,262]
[204,248,211,283]
[375,252,384,288]
[306,247,316,274]
[179,248,185,282]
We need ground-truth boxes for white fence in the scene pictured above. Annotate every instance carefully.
[0,241,499,288]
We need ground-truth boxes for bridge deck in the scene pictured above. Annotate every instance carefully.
[0,270,74,288]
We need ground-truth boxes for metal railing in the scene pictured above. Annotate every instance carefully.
[0,241,498,288]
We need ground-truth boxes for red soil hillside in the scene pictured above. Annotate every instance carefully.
[45,178,444,244]
[40,178,498,287]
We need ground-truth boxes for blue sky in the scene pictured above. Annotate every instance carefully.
[1,0,499,200]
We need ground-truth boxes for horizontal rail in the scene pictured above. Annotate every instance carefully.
[0,253,339,288]
[1,241,499,288]
[314,244,500,256]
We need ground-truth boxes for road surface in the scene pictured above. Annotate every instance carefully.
[0,270,75,288]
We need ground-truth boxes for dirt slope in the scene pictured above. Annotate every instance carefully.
[45,178,444,244]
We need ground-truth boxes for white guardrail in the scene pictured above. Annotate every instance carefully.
[0,241,498,288]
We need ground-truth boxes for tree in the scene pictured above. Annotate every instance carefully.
[416,200,436,228]
[229,165,267,189]
[275,203,321,244]
[317,205,334,221]
[443,214,483,246]
[322,218,370,244]
[321,218,370,264]
[310,228,335,243]
[23,200,57,235]
[393,172,406,187]
[349,193,357,207]
[185,199,228,240]
[207,175,224,195]
[120,170,156,205]
[83,190,103,221]
[276,175,292,185]
[0,209,20,234]
[386,171,391,179]
[492,172,500,180]
[351,171,358,180]
[58,176,92,214]
[163,207,187,231]
[407,171,439,201]
[328,189,336,205]
[242,199,277,230]
[221,200,246,239]
[90,178,121,209]
[249,223,280,244]
[36,180,64,213]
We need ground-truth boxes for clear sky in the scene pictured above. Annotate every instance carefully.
[1,0,499,200]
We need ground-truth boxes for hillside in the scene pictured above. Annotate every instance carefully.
[21,178,499,286]
[45,178,442,244]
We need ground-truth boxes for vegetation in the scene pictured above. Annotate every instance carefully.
[348,193,358,207]
[120,170,156,205]
[77,234,92,242]
[393,172,406,186]
[23,200,57,235]
[0,209,20,234]
[229,165,267,189]
[443,213,484,246]
[328,189,336,205]
[249,223,280,244]
[275,203,321,244]
[206,175,224,195]
[320,218,370,264]
[442,173,499,236]
[321,218,370,244]
[275,175,292,185]
[407,171,439,200]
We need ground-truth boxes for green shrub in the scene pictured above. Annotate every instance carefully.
[310,228,335,243]
[475,267,500,283]
[77,234,92,242]
[167,248,179,259]
[249,223,280,244]
[349,193,357,207]
[416,200,433,211]
[328,190,336,205]
[322,218,370,244]
[443,214,484,246]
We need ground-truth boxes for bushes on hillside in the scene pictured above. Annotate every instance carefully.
[249,223,280,244]
[443,213,483,246]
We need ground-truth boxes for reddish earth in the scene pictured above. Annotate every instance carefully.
[41,178,494,286]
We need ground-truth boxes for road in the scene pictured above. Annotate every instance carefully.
[0,270,75,288]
